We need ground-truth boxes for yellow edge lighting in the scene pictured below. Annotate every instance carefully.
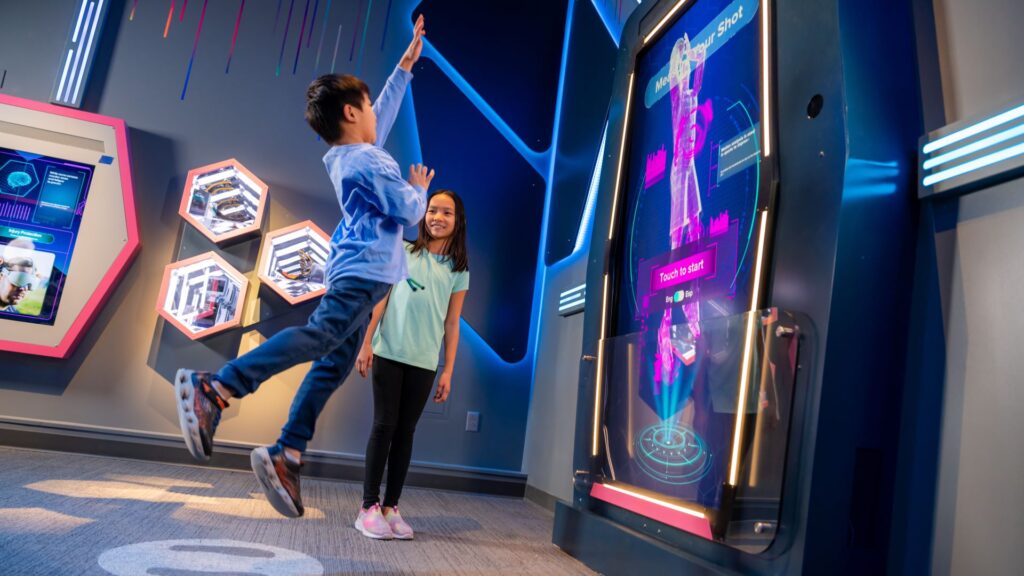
[728,211,769,486]
[762,0,771,158]
[594,71,636,457]
[601,482,706,519]
[643,0,694,45]
[592,274,610,456]
[608,73,636,242]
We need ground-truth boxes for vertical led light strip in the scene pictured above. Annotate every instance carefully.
[330,24,343,72]
[593,72,637,456]
[642,0,692,45]
[276,0,296,76]
[72,0,105,103]
[63,1,93,101]
[314,0,334,71]
[292,0,312,74]
[51,0,109,108]
[761,0,772,157]
[225,0,246,73]
[379,0,393,50]
[307,0,320,49]
[72,0,89,42]
[592,273,611,455]
[727,0,772,485]
[179,0,209,100]
[728,211,769,486]
[164,1,177,38]
[350,0,365,61]
[355,0,375,75]
[607,73,635,241]
[56,49,75,102]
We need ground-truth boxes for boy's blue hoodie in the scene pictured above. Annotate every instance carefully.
[321,66,425,284]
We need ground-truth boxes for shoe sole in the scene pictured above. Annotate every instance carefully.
[353,517,394,540]
[174,369,210,463]
[251,447,302,518]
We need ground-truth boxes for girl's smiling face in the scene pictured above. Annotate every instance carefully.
[425,193,457,241]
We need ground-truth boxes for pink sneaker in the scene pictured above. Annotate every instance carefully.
[383,506,414,540]
[354,504,393,539]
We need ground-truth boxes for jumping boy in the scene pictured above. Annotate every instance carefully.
[172,15,433,519]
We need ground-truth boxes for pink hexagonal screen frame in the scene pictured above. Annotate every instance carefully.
[0,94,140,358]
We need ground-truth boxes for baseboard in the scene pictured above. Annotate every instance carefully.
[553,501,739,576]
[524,483,563,512]
[0,419,526,498]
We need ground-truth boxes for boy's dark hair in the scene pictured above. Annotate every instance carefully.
[305,74,370,143]
[412,189,469,273]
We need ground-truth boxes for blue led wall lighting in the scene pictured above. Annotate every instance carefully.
[919,100,1024,198]
[51,0,112,108]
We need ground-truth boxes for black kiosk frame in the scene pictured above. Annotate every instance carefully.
[555,0,925,574]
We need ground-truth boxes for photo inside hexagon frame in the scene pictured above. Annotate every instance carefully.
[157,252,249,340]
[258,220,330,305]
[179,159,268,244]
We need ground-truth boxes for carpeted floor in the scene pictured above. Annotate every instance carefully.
[0,446,595,575]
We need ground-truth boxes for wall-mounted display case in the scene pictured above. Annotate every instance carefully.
[157,252,249,340]
[257,220,329,305]
[179,159,268,245]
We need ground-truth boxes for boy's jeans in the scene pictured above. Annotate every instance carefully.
[215,275,391,452]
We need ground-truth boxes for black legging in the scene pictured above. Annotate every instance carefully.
[362,356,436,509]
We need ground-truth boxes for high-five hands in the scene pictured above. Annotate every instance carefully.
[399,15,426,72]
[408,163,435,191]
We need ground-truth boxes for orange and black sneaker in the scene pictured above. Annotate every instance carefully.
[174,369,228,462]
[251,444,304,518]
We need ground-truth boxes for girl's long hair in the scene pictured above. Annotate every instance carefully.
[411,189,469,273]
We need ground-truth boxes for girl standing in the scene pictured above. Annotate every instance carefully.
[354,189,470,539]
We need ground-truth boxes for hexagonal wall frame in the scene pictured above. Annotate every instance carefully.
[258,220,330,305]
[0,94,141,358]
[157,252,249,340]
[179,159,268,245]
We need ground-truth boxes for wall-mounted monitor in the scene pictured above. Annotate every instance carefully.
[0,94,140,358]
[0,147,95,325]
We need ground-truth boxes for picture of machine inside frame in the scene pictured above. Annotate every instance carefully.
[179,159,268,245]
[187,168,261,236]
[258,221,330,305]
[157,253,248,340]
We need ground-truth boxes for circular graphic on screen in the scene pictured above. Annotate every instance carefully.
[634,423,713,485]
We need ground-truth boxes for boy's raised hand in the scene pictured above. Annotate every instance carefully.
[408,163,435,191]
[399,15,426,72]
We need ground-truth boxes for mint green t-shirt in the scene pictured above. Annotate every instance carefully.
[371,244,469,371]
